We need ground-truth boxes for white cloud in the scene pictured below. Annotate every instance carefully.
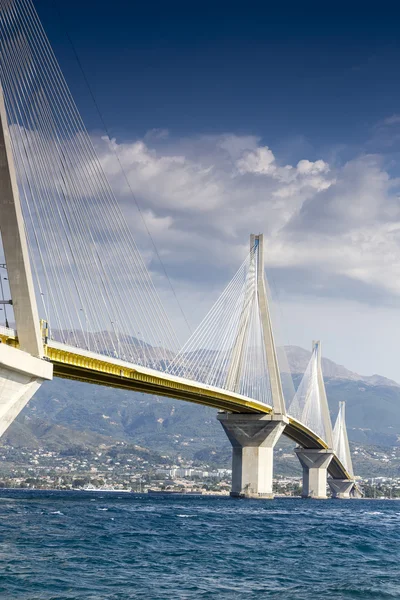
[236,146,277,175]
[296,159,329,175]
[11,121,400,378]
[17,125,400,312]
[94,133,400,311]
[382,115,400,126]
[235,147,333,197]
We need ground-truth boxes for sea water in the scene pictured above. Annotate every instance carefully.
[0,490,399,599]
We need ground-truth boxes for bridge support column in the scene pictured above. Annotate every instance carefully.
[0,344,52,438]
[217,413,287,499]
[328,478,355,499]
[295,448,333,499]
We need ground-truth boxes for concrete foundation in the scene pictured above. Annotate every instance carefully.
[217,413,287,498]
[295,448,333,499]
[0,344,52,438]
[328,478,355,499]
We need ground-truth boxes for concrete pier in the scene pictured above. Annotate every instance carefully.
[295,448,333,499]
[328,478,355,499]
[0,344,52,438]
[217,413,287,498]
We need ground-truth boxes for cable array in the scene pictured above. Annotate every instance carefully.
[0,0,180,367]
[288,347,327,441]
[0,0,300,414]
[263,279,296,407]
[168,245,277,405]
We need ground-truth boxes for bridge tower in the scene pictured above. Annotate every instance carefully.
[0,85,52,439]
[218,234,288,498]
[328,401,356,498]
[294,341,334,499]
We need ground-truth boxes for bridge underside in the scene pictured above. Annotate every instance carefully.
[52,360,265,414]
[47,345,270,416]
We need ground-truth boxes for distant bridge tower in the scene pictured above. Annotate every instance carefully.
[218,234,288,498]
[293,341,335,499]
[0,85,52,438]
[328,401,356,498]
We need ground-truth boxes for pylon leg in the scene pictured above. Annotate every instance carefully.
[295,448,334,499]
[0,345,52,438]
[218,413,287,498]
[328,478,355,499]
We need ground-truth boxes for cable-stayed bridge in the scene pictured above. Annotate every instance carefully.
[0,0,357,499]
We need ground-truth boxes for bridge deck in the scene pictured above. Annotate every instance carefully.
[0,327,351,480]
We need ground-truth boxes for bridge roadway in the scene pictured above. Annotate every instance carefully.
[0,326,350,480]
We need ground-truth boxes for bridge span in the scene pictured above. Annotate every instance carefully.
[1,325,352,491]
[0,0,357,500]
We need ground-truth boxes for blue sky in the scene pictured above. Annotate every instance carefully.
[31,0,400,380]
[38,0,400,154]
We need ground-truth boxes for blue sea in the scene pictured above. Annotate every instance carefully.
[0,491,399,599]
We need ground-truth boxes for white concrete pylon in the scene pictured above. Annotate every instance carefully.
[226,234,286,416]
[292,342,336,499]
[332,401,354,478]
[0,84,43,358]
[288,340,334,447]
